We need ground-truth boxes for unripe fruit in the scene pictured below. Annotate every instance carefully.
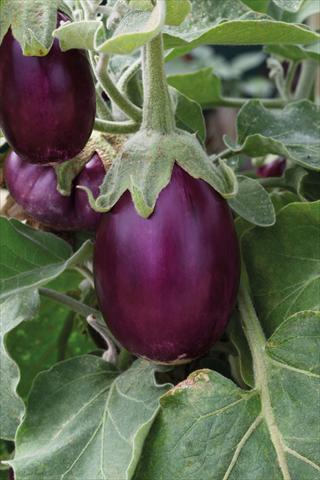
[4,151,104,231]
[257,158,286,177]
[94,165,240,363]
[0,15,96,164]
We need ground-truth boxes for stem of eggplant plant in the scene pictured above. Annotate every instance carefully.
[294,60,317,100]
[57,312,74,362]
[96,54,142,123]
[39,287,120,347]
[142,32,176,134]
[238,262,291,480]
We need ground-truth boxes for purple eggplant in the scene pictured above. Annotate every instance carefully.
[0,14,96,164]
[257,158,286,177]
[94,165,240,363]
[4,151,104,231]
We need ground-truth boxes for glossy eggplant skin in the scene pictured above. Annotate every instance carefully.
[4,151,104,231]
[0,22,95,164]
[94,165,240,363]
[257,158,286,177]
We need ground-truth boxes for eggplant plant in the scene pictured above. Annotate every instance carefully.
[0,1,319,479]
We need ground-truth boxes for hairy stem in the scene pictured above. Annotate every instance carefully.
[294,60,317,100]
[57,312,74,362]
[39,288,99,318]
[94,118,139,134]
[285,61,298,99]
[96,54,142,122]
[142,33,176,133]
[238,264,291,480]
[118,58,141,93]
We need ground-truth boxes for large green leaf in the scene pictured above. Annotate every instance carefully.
[136,309,320,479]
[242,200,320,336]
[0,218,92,299]
[168,67,222,107]
[171,87,206,142]
[5,270,96,400]
[272,0,304,12]
[228,175,276,226]
[0,292,39,440]
[11,358,171,480]
[163,0,319,54]
[265,42,320,62]
[226,100,320,171]
[53,20,104,51]
[98,0,165,54]
[9,0,58,55]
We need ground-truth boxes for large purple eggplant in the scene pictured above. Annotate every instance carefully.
[0,15,96,164]
[4,151,104,231]
[94,165,240,363]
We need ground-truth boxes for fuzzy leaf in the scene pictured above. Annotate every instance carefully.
[11,358,171,480]
[98,0,165,55]
[171,88,206,142]
[0,291,39,440]
[272,0,304,12]
[163,0,319,55]
[226,100,320,171]
[228,175,276,226]
[0,218,92,299]
[242,200,320,336]
[135,310,320,480]
[53,20,104,51]
[9,0,58,55]
[265,42,320,62]
[168,67,222,107]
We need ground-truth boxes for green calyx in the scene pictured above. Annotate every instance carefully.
[86,127,238,218]
[54,132,123,196]
[84,24,237,218]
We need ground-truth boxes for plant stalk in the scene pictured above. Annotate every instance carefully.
[294,60,317,100]
[94,118,139,134]
[142,34,176,133]
[96,54,142,123]
[238,263,291,480]
[57,312,74,362]
[214,97,287,109]
[39,288,99,319]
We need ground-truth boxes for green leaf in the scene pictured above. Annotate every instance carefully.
[135,310,320,480]
[242,201,320,336]
[98,0,165,55]
[11,357,171,480]
[226,100,320,171]
[168,67,222,107]
[165,0,191,26]
[9,0,58,55]
[228,175,276,226]
[53,20,104,51]
[272,0,304,12]
[0,291,39,440]
[301,171,320,201]
[163,0,319,54]
[171,87,206,142]
[5,270,97,401]
[242,0,270,13]
[0,218,92,299]
[265,42,320,62]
